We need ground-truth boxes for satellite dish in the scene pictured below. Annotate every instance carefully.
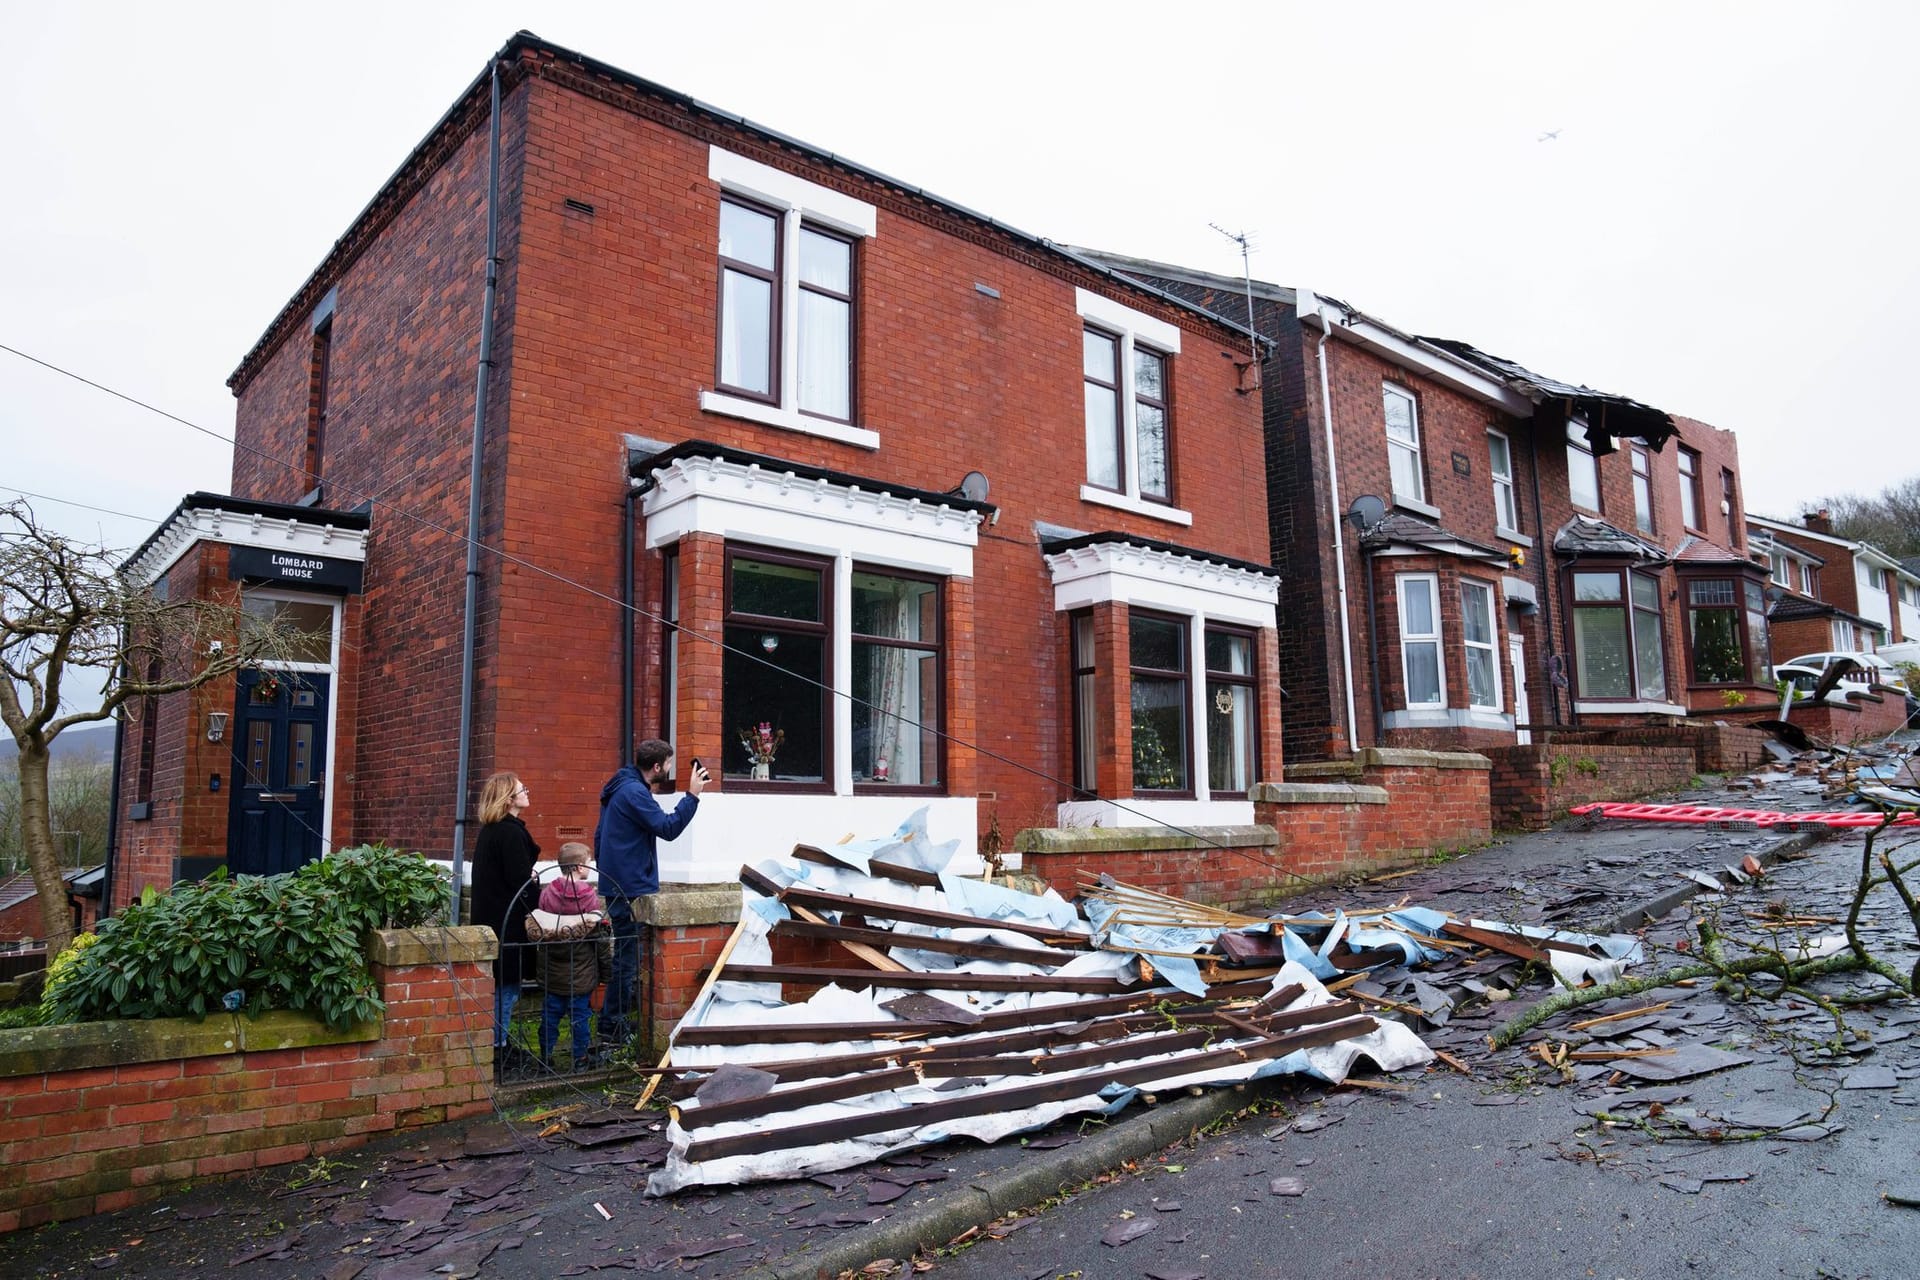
[1347,494,1386,530]
[955,470,991,503]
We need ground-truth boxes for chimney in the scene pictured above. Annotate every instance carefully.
[1803,508,1832,534]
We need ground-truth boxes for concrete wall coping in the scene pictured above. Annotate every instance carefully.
[369,924,496,967]
[1013,824,1278,855]
[1289,747,1492,779]
[1248,781,1391,806]
[0,1009,379,1079]
[636,884,743,928]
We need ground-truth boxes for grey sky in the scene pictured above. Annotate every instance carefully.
[5,1,1916,564]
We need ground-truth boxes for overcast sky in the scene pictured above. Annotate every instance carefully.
[6,1,1917,559]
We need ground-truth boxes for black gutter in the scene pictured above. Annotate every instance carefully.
[1527,428,1561,726]
[449,58,504,926]
[1362,547,1384,738]
[98,650,126,924]
[621,482,642,766]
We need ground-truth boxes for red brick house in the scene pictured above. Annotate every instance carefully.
[1082,257,1772,758]
[106,33,1280,912]
[1750,510,1919,660]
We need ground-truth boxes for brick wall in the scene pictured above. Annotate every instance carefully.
[0,927,493,1233]
[1263,750,1492,880]
[1012,826,1287,913]
[1486,743,1697,831]
[1529,722,1774,775]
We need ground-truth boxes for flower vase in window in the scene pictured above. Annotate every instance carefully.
[738,721,784,782]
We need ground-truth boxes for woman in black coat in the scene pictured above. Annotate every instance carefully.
[472,771,539,1063]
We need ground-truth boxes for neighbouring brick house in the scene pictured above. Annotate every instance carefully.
[1750,510,1920,659]
[1077,257,1774,761]
[107,32,1281,920]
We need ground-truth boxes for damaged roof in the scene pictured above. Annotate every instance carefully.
[1553,515,1671,563]
[1419,338,1676,454]
[1361,511,1509,565]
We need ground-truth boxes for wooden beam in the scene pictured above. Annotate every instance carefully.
[719,963,1136,995]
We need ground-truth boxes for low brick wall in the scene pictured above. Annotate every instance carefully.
[1486,743,1698,831]
[1780,692,1909,744]
[0,926,495,1233]
[1529,721,1774,774]
[1260,749,1493,881]
[1012,825,1285,912]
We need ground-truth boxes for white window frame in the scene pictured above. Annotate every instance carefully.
[1487,429,1519,537]
[1801,562,1817,596]
[1769,551,1792,588]
[1832,619,1856,650]
[1384,383,1426,506]
[1396,572,1446,709]
[1863,562,1887,591]
[1460,579,1502,711]
[701,147,880,450]
[1567,419,1601,512]
[1075,289,1191,526]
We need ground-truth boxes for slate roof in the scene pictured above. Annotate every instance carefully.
[1552,515,1670,563]
[1418,338,1675,453]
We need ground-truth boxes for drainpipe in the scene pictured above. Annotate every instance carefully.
[1526,423,1562,725]
[620,480,642,765]
[1311,297,1362,754]
[98,649,127,922]
[449,59,504,925]
[1362,541,1385,734]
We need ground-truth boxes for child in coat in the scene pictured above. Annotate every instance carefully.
[524,842,612,1066]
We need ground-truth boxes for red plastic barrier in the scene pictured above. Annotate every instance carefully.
[1569,801,1920,829]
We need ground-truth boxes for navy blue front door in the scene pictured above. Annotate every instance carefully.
[227,670,330,876]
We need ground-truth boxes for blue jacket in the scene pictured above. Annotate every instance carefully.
[593,765,699,898]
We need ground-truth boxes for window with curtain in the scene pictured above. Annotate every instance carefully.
[1205,627,1257,795]
[1567,420,1601,512]
[1488,430,1519,534]
[1384,385,1425,504]
[1397,574,1444,707]
[1461,581,1500,710]
[1570,569,1667,700]
[1083,328,1174,504]
[716,198,856,422]
[1684,576,1769,686]
[1071,611,1097,795]
[851,570,941,788]
[1083,328,1123,491]
[723,550,829,785]
[1130,613,1190,793]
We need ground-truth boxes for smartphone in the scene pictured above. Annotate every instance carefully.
[690,758,704,774]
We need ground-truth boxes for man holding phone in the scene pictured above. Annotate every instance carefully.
[593,739,708,1047]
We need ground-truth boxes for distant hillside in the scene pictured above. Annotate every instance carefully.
[0,721,117,768]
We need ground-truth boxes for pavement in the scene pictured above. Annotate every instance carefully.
[3,761,1918,1279]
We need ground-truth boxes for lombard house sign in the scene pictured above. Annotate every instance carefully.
[229,545,365,593]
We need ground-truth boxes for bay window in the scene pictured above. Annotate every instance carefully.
[1685,576,1770,686]
[723,550,830,786]
[1130,612,1190,793]
[1397,573,1444,708]
[1205,627,1257,796]
[851,570,941,789]
[1070,611,1097,794]
[1571,569,1667,701]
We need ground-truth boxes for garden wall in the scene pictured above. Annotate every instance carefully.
[1259,749,1493,881]
[1011,825,1286,913]
[1485,742,1698,831]
[0,926,494,1233]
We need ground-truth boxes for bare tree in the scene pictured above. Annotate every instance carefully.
[0,499,304,956]
[1815,475,1920,560]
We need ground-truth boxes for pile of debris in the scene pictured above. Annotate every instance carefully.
[642,809,1641,1195]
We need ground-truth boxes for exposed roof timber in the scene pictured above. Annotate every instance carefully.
[1418,338,1675,453]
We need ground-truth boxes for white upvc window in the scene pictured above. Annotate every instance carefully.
[1487,430,1519,535]
[1833,619,1856,650]
[1461,580,1501,711]
[1075,289,1191,526]
[1863,562,1887,591]
[1567,419,1601,512]
[702,147,879,450]
[1801,562,1818,596]
[1769,551,1792,588]
[1397,573,1445,708]
[1384,384,1425,505]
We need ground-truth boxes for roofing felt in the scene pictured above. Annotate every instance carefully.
[1552,515,1670,562]
[1417,338,1675,453]
[1670,535,1757,566]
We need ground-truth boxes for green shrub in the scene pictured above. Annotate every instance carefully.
[45,845,447,1031]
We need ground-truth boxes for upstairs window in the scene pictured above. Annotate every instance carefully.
[1384,385,1425,505]
[304,317,332,491]
[1076,289,1187,522]
[1396,573,1445,708]
[1864,562,1887,591]
[1488,430,1520,535]
[1769,551,1792,588]
[1678,447,1703,530]
[1803,563,1819,597]
[1567,420,1601,512]
[1721,468,1740,543]
[1630,444,1654,535]
[717,199,856,421]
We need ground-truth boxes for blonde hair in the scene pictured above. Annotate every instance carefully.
[477,772,522,825]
